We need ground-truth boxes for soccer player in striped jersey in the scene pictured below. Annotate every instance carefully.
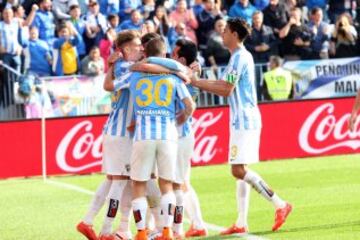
[114,37,195,240]
[77,30,143,240]
[190,18,292,234]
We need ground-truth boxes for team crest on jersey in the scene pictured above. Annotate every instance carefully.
[230,145,238,161]
[225,70,238,84]
[125,164,130,173]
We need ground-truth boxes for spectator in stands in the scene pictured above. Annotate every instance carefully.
[169,0,199,43]
[52,0,79,22]
[168,22,193,49]
[139,0,155,19]
[83,0,108,52]
[329,13,358,58]
[98,0,119,16]
[279,7,312,60]
[12,4,38,27]
[119,0,141,22]
[81,46,104,76]
[308,7,330,59]
[262,55,293,101]
[228,0,257,25]
[23,26,52,76]
[328,0,356,24]
[253,0,269,10]
[246,10,278,63]
[196,0,222,51]
[285,0,308,22]
[0,7,23,71]
[142,20,156,34]
[263,0,289,34]
[99,28,116,72]
[118,9,143,31]
[107,13,121,32]
[192,0,204,16]
[306,0,327,21]
[151,5,170,38]
[69,4,86,59]
[52,22,81,75]
[31,0,56,46]
[205,17,230,70]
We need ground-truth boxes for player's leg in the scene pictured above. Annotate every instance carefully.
[183,183,208,238]
[114,181,132,240]
[77,176,112,240]
[156,140,177,239]
[99,136,132,239]
[146,177,162,232]
[131,140,157,240]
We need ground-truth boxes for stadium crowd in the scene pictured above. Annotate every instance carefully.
[0,0,360,77]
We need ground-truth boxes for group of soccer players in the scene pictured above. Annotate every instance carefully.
[76,17,292,240]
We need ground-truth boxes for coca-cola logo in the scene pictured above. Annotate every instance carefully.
[56,121,102,172]
[299,103,360,154]
[56,111,225,172]
[192,111,223,163]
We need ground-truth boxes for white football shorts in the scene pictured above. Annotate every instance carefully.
[228,129,261,165]
[102,134,132,176]
[174,133,195,184]
[130,140,177,182]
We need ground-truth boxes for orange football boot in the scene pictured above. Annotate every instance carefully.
[220,224,248,235]
[185,225,208,238]
[272,203,292,231]
[76,221,98,240]
[134,229,148,240]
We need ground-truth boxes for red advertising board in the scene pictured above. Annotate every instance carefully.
[0,97,358,178]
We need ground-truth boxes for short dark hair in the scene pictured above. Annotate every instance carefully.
[141,32,161,46]
[69,4,79,11]
[175,39,197,66]
[311,7,322,15]
[145,37,166,57]
[107,13,118,21]
[227,17,251,42]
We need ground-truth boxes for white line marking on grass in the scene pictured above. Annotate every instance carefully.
[45,179,94,195]
[45,179,268,240]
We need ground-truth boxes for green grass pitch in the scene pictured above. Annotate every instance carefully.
[1,154,360,240]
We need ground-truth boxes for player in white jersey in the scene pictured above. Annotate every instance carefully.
[190,18,292,234]
[114,38,196,240]
[77,30,143,240]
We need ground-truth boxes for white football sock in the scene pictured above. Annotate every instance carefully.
[146,179,162,230]
[235,179,250,228]
[100,180,126,235]
[83,178,111,225]
[244,170,286,209]
[118,181,132,235]
[132,197,148,230]
[160,192,176,228]
[184,185,205,229]
[173,190,184,234]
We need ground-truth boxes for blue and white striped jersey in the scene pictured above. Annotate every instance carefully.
[0,19,21,55]
[221,47,262,130]
[176,84,198,138]
[114,72,191,141]
[102,60,134,137]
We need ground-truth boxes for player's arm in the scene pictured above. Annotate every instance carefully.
[190,73,235,97]
[349,89,360,131]
[130,62,173,74]
[176,80,196,124]
[103,65,131,91]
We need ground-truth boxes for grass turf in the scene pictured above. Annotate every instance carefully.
[0,154,360,240]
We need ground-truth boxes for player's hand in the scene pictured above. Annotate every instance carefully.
[127,122,136,133]
[108,52,122,67]
[176,110,187,125]
[175,71,191,84]
[348,112,357,131]
[189,61,201,75]
[31,4,39,11]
